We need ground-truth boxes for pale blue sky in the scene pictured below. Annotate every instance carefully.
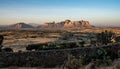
[0,0,120,26]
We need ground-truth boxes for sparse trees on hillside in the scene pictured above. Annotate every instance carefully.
[96,30,115,45]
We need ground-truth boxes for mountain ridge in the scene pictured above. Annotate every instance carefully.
[38,20,93,28]
[0,20,94,30]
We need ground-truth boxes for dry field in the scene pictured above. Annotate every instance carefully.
[69,27,120,34]
[0,27,120,52]
[2,38,57,52]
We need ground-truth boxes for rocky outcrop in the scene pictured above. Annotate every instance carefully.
[38,20,93,28]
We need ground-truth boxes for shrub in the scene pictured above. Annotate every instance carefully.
[113,61,120,69]
[64,55,83,69]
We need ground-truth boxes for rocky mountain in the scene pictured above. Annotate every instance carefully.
[2,20,93,30]
[38,20,93,28]
[29,23,39,27]
[7,22,34,29]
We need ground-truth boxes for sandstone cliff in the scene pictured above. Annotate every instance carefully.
[38,20,93,28]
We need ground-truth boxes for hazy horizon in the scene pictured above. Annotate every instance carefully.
[0,0,120,26]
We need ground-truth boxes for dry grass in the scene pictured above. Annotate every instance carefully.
[2,38,57,52]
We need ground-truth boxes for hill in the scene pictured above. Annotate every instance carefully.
[7,22,34,29]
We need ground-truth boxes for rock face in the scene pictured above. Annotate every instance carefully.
[8,22,34,29]
[38,20,93,28]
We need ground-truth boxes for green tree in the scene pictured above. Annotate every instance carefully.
[80,41,85,47]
